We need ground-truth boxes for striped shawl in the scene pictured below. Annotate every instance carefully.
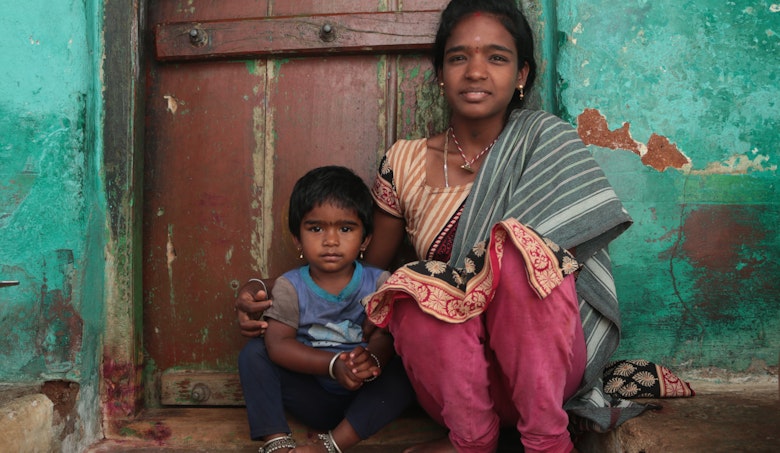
[452,109,645,431]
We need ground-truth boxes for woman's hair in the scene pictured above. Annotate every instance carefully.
[288,166,374,240]
[433,0,537,111]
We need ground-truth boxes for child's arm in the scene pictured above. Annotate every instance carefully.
[265,318,364,390]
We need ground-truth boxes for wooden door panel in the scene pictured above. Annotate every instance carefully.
[150,0,272,22]
[266,55,390,276]
[144,59,266,375]
[145,0,442,406]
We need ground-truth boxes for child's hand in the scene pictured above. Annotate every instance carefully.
[331,352,364,391]
[346,346,381,382]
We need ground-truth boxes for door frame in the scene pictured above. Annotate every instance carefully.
[100,0,554,435]
[102,0,147,432]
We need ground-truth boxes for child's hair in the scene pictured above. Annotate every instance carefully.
[288,166,374,240]
[433,0,537,111]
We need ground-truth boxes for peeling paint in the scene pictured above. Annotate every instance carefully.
[35,250,84,375]
[163,95,180,114]
[642,133,691,172]
[167,224,177,310]
[577,108,691,171]
[689,153,777,175]
[251,59,271,277]
[225,245,234,264]
[166,227,177,267]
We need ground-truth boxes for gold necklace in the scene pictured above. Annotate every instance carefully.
[448,127,498,173]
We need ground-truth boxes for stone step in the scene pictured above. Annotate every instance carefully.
[0,393,54,453]
[87,380,779,452]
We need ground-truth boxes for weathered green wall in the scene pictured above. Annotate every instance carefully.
[0,2,776,449]
[0,0,104,448]
[556,0,779,370]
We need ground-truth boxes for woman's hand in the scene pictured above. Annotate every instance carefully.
[235,279,273,337]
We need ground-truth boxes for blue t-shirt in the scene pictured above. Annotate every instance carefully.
[265,262,388,393]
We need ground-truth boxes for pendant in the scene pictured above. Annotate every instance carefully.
[460,163,474,173]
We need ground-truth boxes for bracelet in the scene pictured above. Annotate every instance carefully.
[317,431,343,453]
[328,353,340,379]
[259,435,296,453]
[363,352,381,382]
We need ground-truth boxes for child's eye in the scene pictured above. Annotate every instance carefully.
[309,226,322,232]
[340,226,353,233]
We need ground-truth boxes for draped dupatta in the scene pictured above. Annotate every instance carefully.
[453,109,644,430]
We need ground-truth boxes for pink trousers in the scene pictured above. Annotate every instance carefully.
[388,244,586,453]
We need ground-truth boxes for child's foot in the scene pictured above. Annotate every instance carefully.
[402,436,457,453]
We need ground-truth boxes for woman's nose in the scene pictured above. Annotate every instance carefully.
[466,57,488,79]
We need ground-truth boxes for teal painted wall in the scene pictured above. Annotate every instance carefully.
[0,0,776,447]
[556,0,779,370]
[0,0,104,447]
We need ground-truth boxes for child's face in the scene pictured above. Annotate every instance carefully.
[294,202,371,276]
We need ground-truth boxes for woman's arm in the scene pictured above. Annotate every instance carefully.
[364,207,406,270]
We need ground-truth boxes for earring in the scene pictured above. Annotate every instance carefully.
[518,85,524,101]
[359,250,365,260]
[439,82,445,96]
[298,249,304,260]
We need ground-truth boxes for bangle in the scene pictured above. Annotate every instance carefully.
[247,278,267,292]
[328,353,340,379]
[363,352,381,382]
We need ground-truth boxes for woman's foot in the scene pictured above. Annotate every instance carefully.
[260,434,296,453]
[290,444,327,453]
[403,436,457,453]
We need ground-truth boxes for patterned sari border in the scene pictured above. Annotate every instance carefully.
[364,219,579,326]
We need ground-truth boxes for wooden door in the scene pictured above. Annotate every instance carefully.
[143,0,448,406]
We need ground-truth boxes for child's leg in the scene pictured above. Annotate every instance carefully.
[293,357,414,453]
[344,356,415,439]
[239,338,358,439]
[238,337,291,440]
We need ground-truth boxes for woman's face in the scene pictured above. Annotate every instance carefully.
[440,13,528,123]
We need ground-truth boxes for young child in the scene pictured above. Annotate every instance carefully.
[238,166,414,453]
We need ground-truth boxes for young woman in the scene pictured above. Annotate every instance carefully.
[238,166,413,453]
[238,1,645,452]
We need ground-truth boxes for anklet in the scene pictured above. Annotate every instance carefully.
[317,430,343,453]
[259,435,296,453]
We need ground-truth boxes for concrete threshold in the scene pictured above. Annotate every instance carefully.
[578,378,779,453]
[0,393,54,453]
[87,378,778,452]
